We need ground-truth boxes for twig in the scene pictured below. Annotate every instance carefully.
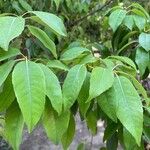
[67,0,113,27]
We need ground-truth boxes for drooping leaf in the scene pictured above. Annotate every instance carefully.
[109,9,127,32]
[123,15,134,30]
[30,11,67,36]
[63,65,87,111]
[86,109,97,135]
[61,114,75,150]
[60,47,90,61]
[47,60,69,71]
[5,101,24,150]
[78,73,91,118]
[87,67,114,102]
[28,25,57,58]
[39,64,62,115]
[0,47,20,61]
[0,16,25,51]
[135,47,149,75]
[43,101,70,144]
[97,92,117,122]
[12,60,46,131]
[108,76,143,145]
[0,60,15,87]
[133,15,146,31]
[139,33,150,51]
[0,76,15,112]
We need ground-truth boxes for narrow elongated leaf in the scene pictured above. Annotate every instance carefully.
[0,76,15,112]
[31,11,66,36]
[28,25,57,58]
[108,76,143,145]
[62,114,75,150]
[63,65,87,111]
[12,60,46,131]
[5,102,24,150]
[0,16,25,51]
[109,9,127,32]
[43,102,70,144]
[60,47,90,61]
[53,0,61,9]
[78,73,91,118]
[97,92,117,122]
[18,0,32,11]
[47,60,69,71]
[0,47,20,61]
[87,67,114,102]
[123,15,134,30]
[133,15,146,31]
[135,47,149,75]
[0,60,15,86]
[139,33,150,51]
[39,64,62,114]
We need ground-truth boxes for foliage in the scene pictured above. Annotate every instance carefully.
[0,0,149,150]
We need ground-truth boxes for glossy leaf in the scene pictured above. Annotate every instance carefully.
[123,15,134,30]
[28,25,57,58]
[0,16,25,51]
[133,15,146,30]
[0,60,15,87]
[39,64,62,115]
[63,65,87,110]
[87,67,114,102]
[109,9,127,32]
[31,11,67,36]
[139,33,150,51]
[12,60,46,131]
[5,102,24,150]
[43,102,70,144]
[61,114,75,150]
[60,47,90,61]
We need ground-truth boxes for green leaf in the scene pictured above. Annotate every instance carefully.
[97,92,117,122]
[0,16,25,51]
[60,47,90,61]
[78,73,91,118]
[53,0,61,9]
[28,25,57,58]
[139,33,150,51]
[133,15,146,30]
[43,101,70,144]
[63,65,87,111]
[30,11,67,36]
[108,56,136,70]
[61,114,75,150]
[123,15,134,30]
[0,47,20,61]
[47,60,69,71]
[135,47,149,75]
[18,0,32,11]
[108,76,143,145]
[109,9,127,32]
[39,64,62,115]
[0,76,15,112]
[86,109,97,135]
[5,102,24,150]
[87,67,114,102]
[12,60,46,132]
[0,60,15,87]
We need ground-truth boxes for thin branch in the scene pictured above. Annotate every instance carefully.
[67,0,113,27]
